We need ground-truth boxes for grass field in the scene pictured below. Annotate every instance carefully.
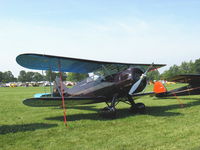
[1,84,200,150]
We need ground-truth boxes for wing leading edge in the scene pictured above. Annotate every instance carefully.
[16,53,166,73]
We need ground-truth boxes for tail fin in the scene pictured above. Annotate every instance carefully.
[153,81,167,94]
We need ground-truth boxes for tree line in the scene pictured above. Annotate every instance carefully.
[0,70,65,83]
[0,70,87,83]
[147,58,200,81]
[0,58,199,83]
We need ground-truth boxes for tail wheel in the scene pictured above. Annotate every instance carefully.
[130,103,146,114]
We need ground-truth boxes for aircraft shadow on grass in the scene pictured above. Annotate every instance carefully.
[0,123,57,135]
[45,99,200,122]
[52,105,98,111]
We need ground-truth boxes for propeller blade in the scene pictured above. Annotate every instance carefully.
[129,63,154,95]
[128,78,143,95]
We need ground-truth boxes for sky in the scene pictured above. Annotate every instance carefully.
[0,0,200,77]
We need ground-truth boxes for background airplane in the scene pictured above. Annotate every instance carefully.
[16,53,165,118]
[154,74,200,97]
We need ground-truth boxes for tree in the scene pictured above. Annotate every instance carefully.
[179,61,195,74]
[161,65,181,79]
[67,72,88,82]
[194,58,200,74]
[18,70,27,82]
[0,71,3,82]
[147,70,160,81]
[32,72,44,82]
[18,71,45,82]
[26,72,35,82]
[2,71,15,83]
[160,59,200,79]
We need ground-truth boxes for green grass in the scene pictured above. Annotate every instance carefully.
[1,84,200,150]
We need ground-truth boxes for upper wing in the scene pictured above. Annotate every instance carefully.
[16,53,166,73]
[168,74,200,84]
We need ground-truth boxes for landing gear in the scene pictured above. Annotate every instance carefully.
[99,94,118,119]
[100,95,146,118]
[128,96,146,114]
[130,102,146,114]
[100,106,116,119]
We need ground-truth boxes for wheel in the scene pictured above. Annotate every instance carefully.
[99,106,116,119]
[130,103,146,114]
[136,103,146,114]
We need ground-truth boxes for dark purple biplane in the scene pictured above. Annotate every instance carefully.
[17,53,165,118]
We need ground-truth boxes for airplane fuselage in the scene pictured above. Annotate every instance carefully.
[65,67,147,101]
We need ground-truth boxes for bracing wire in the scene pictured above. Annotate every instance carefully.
[58,60,68,127]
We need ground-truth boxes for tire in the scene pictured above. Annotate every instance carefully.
[99,107,116,119]
[130,103,146,114]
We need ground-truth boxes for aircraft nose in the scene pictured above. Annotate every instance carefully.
[130,68,143,81]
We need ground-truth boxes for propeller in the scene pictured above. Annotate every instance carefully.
[129,63,154,95]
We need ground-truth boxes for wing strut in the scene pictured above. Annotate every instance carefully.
[58,60,68,127]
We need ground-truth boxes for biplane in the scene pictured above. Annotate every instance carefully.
[154,74,200,97]
[16,53,165,118]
